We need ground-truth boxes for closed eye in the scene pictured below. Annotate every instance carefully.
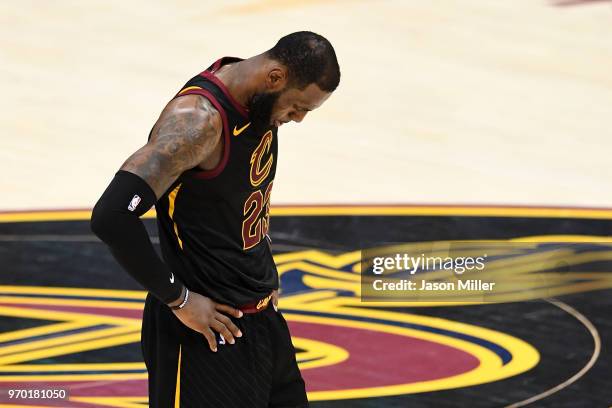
[294,104,311,113]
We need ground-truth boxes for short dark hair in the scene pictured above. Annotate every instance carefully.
[267,31,340,92]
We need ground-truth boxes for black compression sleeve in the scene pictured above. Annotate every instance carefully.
[90,170,184,304]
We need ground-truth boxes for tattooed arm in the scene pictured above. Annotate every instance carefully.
[121,94,222,197]
[91,95,243,351]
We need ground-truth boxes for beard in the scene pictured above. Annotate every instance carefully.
[248,90,282,133]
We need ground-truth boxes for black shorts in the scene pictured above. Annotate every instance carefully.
[141,293,308,408]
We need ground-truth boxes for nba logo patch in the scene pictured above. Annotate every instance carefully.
[128,194,141,211]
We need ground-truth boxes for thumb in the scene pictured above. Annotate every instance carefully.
[272,289,279,311]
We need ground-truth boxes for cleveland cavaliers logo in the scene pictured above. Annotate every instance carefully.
[0,280,538,405]
[249,130,274,187]
[3,207,610,406]
[16,237,612,403]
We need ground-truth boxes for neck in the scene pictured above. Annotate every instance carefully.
[215,54,269,108]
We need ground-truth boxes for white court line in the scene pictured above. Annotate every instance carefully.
[504,298,602,407]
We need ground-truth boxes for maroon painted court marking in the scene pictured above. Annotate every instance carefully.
[289,320,479,392]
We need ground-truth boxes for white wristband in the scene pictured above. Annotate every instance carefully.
[170,287,189,310]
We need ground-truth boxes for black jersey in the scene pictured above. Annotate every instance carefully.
[154,57,278,306]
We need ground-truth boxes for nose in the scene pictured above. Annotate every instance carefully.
[291,111,308,123]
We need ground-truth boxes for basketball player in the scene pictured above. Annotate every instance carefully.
[90,32,340,407]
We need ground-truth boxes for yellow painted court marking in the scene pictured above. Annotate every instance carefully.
[0,208,606,400]
[0,331,140,366]
[0,286,148,380]
[0,325,137,358]
[270,206,612,219]
[274,240,612,305]
[0,372,147,382]
[0,285,146,299]
[0,320,90,343]
[0,362,144,372]
[511,235,612,243]
[1,205,612,223]
[0,284,540,399]
[277,261,360,282]
[275,290,340,305]
[0,304,141,327]
[292,337,349,370]
[282,312,539,400]
[274,249,361,269]
[0,296,145,310]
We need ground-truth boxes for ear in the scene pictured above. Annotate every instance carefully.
[266,67,287,92]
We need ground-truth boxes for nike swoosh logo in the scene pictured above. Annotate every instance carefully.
[169,273,175,284]
[233,122,251,136]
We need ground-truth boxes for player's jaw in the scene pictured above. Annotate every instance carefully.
[248,90,281,132]
[272,83,332,127]
[249,83,332,130]
[248,90,292,130]
[273,118,289,127]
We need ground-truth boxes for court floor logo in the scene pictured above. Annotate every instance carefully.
[1,207,611,406]
[274,247,542,400]
[0,245,552,406]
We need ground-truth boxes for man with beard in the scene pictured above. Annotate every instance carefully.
[90,31,340,407]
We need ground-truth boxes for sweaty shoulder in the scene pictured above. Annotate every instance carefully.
[119,94,223,197]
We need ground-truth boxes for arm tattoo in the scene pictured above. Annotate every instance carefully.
[120,96,222,197]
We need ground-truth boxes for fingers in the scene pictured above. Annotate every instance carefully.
[215,303,243,318]
[215,312,242,339]
[210,319,236,345]
[271,290,279,311]
[201,327,217,352]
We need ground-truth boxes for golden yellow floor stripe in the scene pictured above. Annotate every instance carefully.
[1,205,612,223]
